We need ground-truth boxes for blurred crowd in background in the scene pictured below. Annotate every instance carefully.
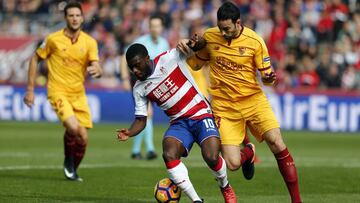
[0,0,360,91]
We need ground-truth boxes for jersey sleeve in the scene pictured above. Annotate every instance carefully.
[254,37,275,85]
[36,37,52,59]
[133,84,148,117]
[88,38,99,62]
[254,37,272,74]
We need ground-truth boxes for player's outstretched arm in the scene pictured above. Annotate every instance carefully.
[23,53,41,108]
[117,116,147,141]
[87,61,103,78]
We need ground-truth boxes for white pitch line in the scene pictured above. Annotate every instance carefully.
[1,161,360,171]
[0,152,31,157]
[0,163,163,171]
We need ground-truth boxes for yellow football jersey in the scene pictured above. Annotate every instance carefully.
[187,26,273,101]
[187,65,209,98]
[36,29,99,94]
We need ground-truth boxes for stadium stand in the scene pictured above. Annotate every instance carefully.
[0,0,359,90]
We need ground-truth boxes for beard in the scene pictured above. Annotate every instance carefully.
[67,23,81,33]
[223,35,232,40]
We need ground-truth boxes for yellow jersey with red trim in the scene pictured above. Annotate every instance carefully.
[187,26,272,100]
[36,29,99,94]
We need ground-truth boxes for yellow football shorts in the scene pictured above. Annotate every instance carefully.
[48,93,93,128]
[212,92,279,145]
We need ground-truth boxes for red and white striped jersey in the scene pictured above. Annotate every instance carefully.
[133,49,212,122]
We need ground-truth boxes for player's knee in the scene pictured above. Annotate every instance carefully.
[203,153,219,168]
[227,164,240,171]
[77,134,88,145]
[66,125,79,136]
[79,128,88,141]
[72,127,88,145]
[162,151,178,162]
[225,158,241,171]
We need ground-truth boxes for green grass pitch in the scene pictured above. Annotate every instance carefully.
[0,121,359,202]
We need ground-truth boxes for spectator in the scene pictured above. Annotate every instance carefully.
[341,65,357,90]
[0,0,359,91]
[298,56,320,87]
[324,63,342,88]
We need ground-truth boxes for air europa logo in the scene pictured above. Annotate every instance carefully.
[0,86,100,122]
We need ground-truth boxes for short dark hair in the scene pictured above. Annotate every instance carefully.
[217,1,240,23]
[64,1,83,16]
[126,43,148,62]
[150,14,165,26]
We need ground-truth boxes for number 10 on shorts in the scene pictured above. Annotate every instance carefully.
[203,118,215,129]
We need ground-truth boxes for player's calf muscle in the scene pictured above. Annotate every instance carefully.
[264,128,286,153]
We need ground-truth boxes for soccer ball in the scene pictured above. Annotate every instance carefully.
[154,178,181,203]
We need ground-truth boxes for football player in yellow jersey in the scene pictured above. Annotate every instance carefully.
[178,2,302,203]
[23,2,102,182]
[187,64,209,99]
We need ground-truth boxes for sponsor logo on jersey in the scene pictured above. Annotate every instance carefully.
[215,56,243,71]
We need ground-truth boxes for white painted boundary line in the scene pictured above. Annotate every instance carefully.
[1,161,360,171]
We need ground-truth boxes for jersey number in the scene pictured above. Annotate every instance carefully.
[203,119,215,129]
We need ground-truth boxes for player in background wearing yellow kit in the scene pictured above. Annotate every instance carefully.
[178,2,301,203]
[23,2,102,181]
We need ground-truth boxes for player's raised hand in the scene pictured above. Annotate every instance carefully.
[87,63,102,78]
[262,71,277,85]
[187,34,207,52]
[177,34,207,56]
[23,90,35,108]
[177,39,193,56]
[117,128,130,141]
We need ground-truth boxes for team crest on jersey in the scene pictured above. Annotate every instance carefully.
[239,47,246,55]
[145,82,153,90]
[160,67,167,75]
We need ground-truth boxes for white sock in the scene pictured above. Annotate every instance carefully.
[209,156,229,188]
[167,161,201,201]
